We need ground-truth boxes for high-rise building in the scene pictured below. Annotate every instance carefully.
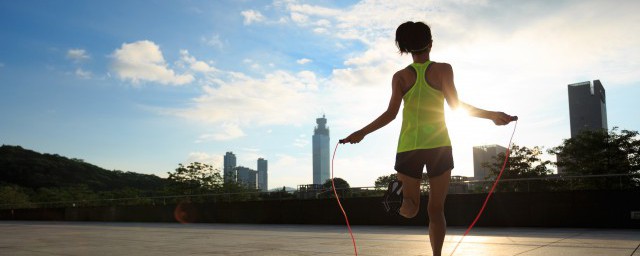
[223,152,237,183]
[312,115,330,185]
[257,158,268,192]
[568,80,607,138]
[235,166,257,189]
[472,145,507,181]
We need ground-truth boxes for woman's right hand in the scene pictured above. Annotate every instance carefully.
[340,130,366,144]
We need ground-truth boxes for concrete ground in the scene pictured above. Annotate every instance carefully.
[0,221,638,256]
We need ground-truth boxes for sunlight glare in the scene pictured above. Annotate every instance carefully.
[445,108,471,128]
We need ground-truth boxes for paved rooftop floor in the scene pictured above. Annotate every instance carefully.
[0,221,638,256]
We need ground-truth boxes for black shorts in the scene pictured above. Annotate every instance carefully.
[394,146,454,179]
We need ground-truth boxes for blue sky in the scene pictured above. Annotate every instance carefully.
[1,0,639,189]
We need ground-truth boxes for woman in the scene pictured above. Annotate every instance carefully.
[340,21,515,256]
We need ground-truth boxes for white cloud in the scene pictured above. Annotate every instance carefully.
[169,69,319,127]
[296,58,312,64]
[110,40,194,85]
[241,9,265,25]
[315,19,331,27]
[179,50,218,74]
[288,3,342,17]
[67,48,90,62]
[202,34,224,49]
[195,123,246,142]
[290,12,308,23]
[269,153,312,188]
[313,27,328,34]
[293,134,308,148]
[185,152,223,170]
[74,68,92,79]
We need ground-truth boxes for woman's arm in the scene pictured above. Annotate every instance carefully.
[440,63,513,125]
[341,72,404,144]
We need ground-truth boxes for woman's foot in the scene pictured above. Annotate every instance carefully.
[382,180,403,215]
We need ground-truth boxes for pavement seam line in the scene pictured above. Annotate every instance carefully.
[512,230,587,256]
[631,241,640,256]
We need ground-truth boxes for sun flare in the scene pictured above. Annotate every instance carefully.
[445,108,471,127]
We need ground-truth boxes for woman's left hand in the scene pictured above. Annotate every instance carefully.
[491,111,515,126]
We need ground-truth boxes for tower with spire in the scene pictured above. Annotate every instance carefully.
[312,115,330,185]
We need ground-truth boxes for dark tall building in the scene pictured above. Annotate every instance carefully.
[257,158,268,192]
[235,166,257,189]
[312,115,330,185]
[472,144,507,181]
[568,80,607,138]
[223,152,236,183]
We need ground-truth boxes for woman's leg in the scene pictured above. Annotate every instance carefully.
[427,169,452,256]
[396,172,421,218]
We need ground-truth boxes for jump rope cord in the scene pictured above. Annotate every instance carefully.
[331,142,358,255]
[332,121,517,256]
[449,120,518,256]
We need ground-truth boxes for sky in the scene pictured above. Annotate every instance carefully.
[1,0,639,190]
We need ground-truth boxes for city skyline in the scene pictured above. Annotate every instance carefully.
[223,151,268,191]
[1,1,639,190]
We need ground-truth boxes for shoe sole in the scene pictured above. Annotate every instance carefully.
[382,180,403,214]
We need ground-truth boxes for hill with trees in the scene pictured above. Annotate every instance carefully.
[0,145,168,191]
[0,145,273,208]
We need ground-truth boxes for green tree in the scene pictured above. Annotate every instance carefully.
[167,162,223,196]
[0,185,32,208]
[484,144,553,192]
[32,185,99,207]
[322,178,351,198]
[549,128,640,190]
[374,173,397,188]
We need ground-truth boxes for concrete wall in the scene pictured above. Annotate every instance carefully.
[1,191,638,228]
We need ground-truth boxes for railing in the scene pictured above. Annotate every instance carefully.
[459,173,639,193]
[1,173,637,210]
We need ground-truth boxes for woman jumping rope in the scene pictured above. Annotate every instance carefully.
[340,21,516,256]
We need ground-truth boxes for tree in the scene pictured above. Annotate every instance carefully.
[322,178,351,198]
[167,162,223,196]
[484,144,553,192]
[32,185,99,207]
[374,173,397,188]
[0,185,31,208]
[549,128,640,190]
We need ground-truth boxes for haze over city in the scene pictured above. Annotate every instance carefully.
[1,0,639,190]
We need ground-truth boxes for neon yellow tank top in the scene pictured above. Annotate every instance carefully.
[397,61,451,153]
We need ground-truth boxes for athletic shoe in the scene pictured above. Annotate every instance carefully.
[382,180,403,215]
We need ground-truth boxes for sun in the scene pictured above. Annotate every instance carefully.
[445,107,470,128]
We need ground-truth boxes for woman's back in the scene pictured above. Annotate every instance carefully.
[396,61,451,153]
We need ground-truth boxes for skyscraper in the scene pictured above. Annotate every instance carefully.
[223,152,236,183]
[472,144,507,181]
[257,158,268,192]
[568,80,607,138]
[312,115,330,185]
[235,166,257,189]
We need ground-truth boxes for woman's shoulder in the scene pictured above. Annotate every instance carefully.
[429,62,454,77]
[393,66,413,79]
[430,61,452,70]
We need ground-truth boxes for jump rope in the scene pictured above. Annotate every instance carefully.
[331,117,518,256]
